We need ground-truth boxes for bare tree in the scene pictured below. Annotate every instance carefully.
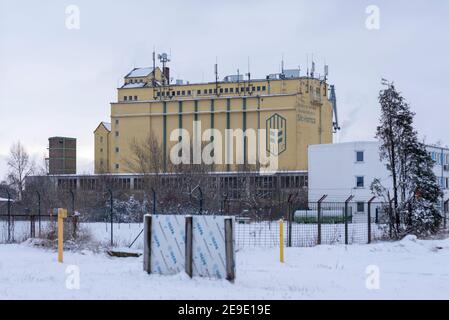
[6,141,35,200]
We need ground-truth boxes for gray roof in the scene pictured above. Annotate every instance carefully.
[122,82,147,89]
[102,122,111,131]
[125,67,154,78]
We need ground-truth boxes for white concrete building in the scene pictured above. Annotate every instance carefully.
[308,141,449,213]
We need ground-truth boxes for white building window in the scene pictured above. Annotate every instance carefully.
[356,176,364,188]
[356,202,365,213]
[356,151,364,163]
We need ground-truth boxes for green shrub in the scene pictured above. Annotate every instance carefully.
[294,215,352,224]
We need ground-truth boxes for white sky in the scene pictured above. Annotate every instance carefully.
[0,0,448,177]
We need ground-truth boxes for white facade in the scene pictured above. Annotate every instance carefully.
[308,141,449,212]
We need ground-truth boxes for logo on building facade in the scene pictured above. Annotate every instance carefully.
[266,113,287,156]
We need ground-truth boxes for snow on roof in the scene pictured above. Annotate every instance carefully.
[125,67,154,78]
[102,122,111,131]
[122,82,147,89]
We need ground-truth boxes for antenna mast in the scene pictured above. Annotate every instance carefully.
[246,57,251,95]
[237,68,240,95]
[281,53,284,74]
[215,58,219,96]
[157,52,170,98]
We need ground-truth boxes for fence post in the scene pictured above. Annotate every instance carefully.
[224,217,235,282]
[143,214,152,273]
[367,196,376,244]
[344,195,354,245]
[57,208,68,263]
[29,209,35,238]
[6,189,11,243]
[279,219,284,263]
[317,195,327,245]
[36,191,41,238]
[287,202,292,247]
[287,192,296,248]
[108,189,113,246]
[185,216,193,278]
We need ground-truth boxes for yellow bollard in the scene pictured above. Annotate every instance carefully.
[279,219,284,263]
[58,208,68,263]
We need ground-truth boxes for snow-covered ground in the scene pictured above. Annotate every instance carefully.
[1,235,449,300]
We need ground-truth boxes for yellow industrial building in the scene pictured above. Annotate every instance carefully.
[94,56,336,175]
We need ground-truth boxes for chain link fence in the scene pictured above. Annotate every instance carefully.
[1,191,448,248]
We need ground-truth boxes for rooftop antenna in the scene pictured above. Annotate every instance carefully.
[158,52,170,84]
[281,53,285,74]
[246,56,251,95]
[324,64,329,82]
[311,54,315,78]
[237,68,240,95]
[215,57,219,96]
[306,54,309,77]
[152,48,156,86]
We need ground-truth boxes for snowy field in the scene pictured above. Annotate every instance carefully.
[1,235,449,300]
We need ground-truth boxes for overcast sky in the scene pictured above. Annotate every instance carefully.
[0,0,448,177]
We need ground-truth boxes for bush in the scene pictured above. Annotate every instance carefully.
[294,215,353,224]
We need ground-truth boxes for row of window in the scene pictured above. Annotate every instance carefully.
[440,177,449,189]
[355,175,449,189]
[58,175,307,190]
[430,151,449,166]
[128,79,144,84]
[156,85,267,98]
[124,95,138,101]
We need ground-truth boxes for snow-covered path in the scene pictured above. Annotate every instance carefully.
[1,236,449,299]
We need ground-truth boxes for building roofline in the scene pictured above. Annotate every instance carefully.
[93,122,111,133]
[110,92,307,105]
[117,75,326,90]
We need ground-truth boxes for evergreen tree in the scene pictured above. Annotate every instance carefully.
[372,81,442,237]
